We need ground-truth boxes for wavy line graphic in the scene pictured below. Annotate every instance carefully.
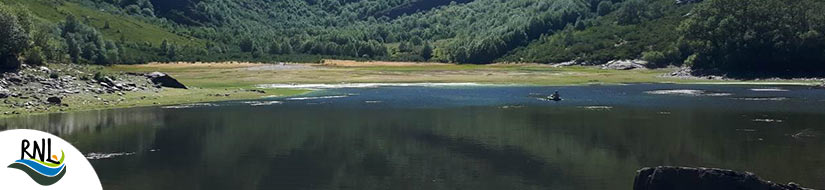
[7,151,67,186]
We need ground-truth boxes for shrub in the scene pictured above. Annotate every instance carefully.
[617,0,647,25]
[60,15,121,65]
[641,51,667,66]
[24,47,45,65]
[93,71,107,81]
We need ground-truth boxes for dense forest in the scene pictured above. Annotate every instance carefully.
[1,0,824,76]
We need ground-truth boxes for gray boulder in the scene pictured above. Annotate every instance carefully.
[551,61,580,67]
[145,72,187,89]
[634,166,811,190]
[602,60,648,70]
[0,87,10,99]
[102,76,117,86]
[7,76,23,84]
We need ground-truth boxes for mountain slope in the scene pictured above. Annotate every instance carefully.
[2,0,823,76]
[502,0,694,65]
[8,0,201,47]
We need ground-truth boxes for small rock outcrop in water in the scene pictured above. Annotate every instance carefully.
[601,60,647,70]
[145,72,187,89]
[634,166,812,190]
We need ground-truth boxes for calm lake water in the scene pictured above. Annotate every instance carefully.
[2,84,824,189]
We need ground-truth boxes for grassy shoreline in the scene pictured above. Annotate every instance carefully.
[112,60,824,86]
[1,61,821,118]
[0,87,311,119]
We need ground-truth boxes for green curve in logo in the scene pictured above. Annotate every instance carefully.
[7,163,67,186]
[7,150,67,186]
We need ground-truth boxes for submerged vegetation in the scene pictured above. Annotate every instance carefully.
[0,0,823,77]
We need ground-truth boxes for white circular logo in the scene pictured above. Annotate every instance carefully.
[0,129,102,189]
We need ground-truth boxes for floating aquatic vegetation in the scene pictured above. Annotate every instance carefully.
[752,119,784,123]
[791,129,819,139]
[580,106,613,110]
[749,88,789,92]
[645,89,732,96]
[286,95,348,101]
[85,152,135,160]
[243,101,283,106]
[733,97,789,101]
[161,103,218,109]
[257,83,488,89]
[499,105,525,109]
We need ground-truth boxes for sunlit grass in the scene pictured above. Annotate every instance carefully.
[7,0,203,46]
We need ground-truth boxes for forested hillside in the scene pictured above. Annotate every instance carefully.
[1,0,824,76]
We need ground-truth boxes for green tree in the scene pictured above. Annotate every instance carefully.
[31,23,62,62]
[617,0,646,25]
[66,35,81,63]
[0,4,30,70]
[410,36,423,46]
[281,41,293,54]
[641,51,667,67]
[679,0,825,75]
[24,46,44,65]
[268,43,281,55]
[420,42,433,60]
[597,1,613,16]
[167,44,177,59]
[160,39,169,55]
[239,38,255,52]
[398,41,411,52]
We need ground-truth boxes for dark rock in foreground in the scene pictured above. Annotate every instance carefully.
[634,166,811,190]
[145,72,187,89]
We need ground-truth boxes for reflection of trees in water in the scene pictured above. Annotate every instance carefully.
[424,107,825,188]
[146,107,628,189]
[0,107,165,136]
[4,104,824,189]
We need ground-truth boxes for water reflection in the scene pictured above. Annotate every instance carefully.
[0,84,823,189]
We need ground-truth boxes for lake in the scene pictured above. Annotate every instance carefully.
[1,84,824,189]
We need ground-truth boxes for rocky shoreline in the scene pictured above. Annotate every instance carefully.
[663,67,825,85]
[552,59,825,85]
[0,64,180,115]
[2,61,823,116]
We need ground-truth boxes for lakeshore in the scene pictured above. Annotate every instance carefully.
[1,60,822,117]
